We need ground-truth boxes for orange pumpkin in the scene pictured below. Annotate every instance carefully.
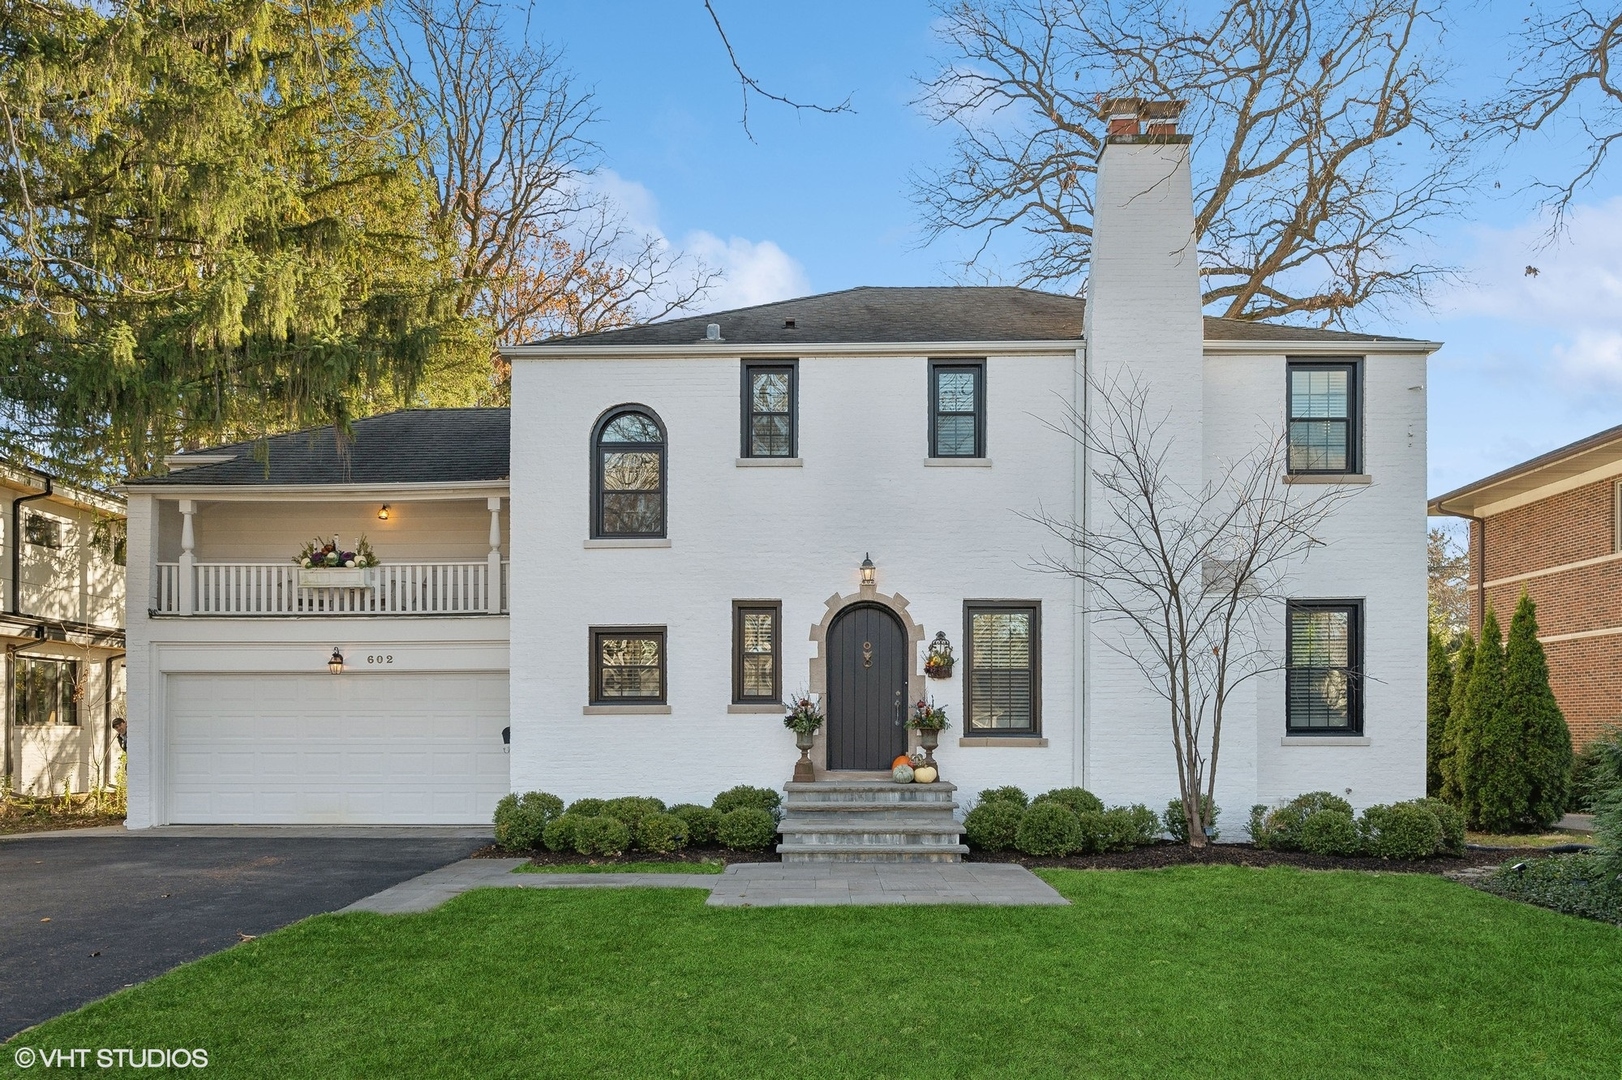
[892,755,912,771]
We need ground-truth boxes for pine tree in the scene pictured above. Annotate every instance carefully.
[1502,592,1573,828]
[1458,610,1506,829]
[1426,628,1453,797]
[1439,631,1474,805]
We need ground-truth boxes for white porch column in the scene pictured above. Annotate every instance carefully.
[177,499,196,615]
[486,496,503,613]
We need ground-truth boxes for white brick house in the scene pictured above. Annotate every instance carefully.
[122,104,1435,829]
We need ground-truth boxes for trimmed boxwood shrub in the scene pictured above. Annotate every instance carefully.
[542,813,583,853]
[1116,804,1162,846]
[977,786,1030,810]
[1164,796,1220,843]
[1034,787,1104,818]
[1418,797,1467,856]
[717,807,777,850]
[1299,809,1362,856]
[603,796,668,846]
[493,791,563,851]
[1360,801,1444,860]
[637,813,689,854]
[963,800,1024,852]
[566,798,608,818]
[713,786,782,820]
[1015,801,1083,856]
[573,814,631,856]
[669,804,721,847]
[1252,791,1355,851]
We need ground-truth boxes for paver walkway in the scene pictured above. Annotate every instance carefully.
[342,858,1069,913]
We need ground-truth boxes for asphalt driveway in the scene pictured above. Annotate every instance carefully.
[0,831,487,1040]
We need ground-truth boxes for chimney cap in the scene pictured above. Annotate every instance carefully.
[1097,97,1185,121]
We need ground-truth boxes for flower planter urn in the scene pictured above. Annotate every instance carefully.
[917,727,940,770]
[793,727,817,783]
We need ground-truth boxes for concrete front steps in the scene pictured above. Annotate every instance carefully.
[777,777,968,863]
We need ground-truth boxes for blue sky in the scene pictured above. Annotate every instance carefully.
[532,1,1621,503]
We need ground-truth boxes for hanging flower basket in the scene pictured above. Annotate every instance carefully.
[923,631,955,679]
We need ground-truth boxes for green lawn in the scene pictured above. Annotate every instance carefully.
[7,867,1620,1079]
[514,859,726,874]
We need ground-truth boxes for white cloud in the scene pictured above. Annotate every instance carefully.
[1441,196,1622,329]
[1553,329,1622,393]
[680,231,810,310]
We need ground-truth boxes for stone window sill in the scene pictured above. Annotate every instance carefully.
[1283,473,1371,485]
[959,736,1048,747]
[582,704,672,715]
[736,457,803,467]
[925,458,992,468]
[1279,736,1370,746]
[727,703,783,714]
[583,538,671,549]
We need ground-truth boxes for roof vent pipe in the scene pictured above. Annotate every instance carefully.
[705,323,722,341]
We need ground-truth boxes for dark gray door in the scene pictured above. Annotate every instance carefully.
[825,605,909,771]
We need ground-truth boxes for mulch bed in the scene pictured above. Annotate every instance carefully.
[470,845,781,866]
[966,842,1527,875]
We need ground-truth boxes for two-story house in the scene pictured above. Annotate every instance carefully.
[1430,423,1622,749]
[2,464,126,797]
[122,101,1435,835]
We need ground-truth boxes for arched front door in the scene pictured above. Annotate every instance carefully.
[825,604,909,771]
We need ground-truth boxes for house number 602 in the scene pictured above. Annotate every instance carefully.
[366,654,394,665]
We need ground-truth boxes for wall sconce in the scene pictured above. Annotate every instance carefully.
[377,504,390,521]
[328,648,344,675]
[860,553,876,588]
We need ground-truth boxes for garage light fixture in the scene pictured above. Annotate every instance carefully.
[377,504,390,521]
[328,648,344,675]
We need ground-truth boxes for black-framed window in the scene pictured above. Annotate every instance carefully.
[965,602,1039,733]
[732,601,781,704]
[930,361,985,458]
[24,513,61,548]
[1287,361,1359,473]
[1286,601,1362,734]
[742,363,796,458]
[590,627,667,705]
[591,406,666,538]
[14,657,78,726]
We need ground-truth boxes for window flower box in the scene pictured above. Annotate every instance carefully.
[298,567,377,589]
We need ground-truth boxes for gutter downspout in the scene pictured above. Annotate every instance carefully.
[11,469,53,617]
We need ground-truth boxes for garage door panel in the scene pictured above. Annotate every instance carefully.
[166,672,508,825]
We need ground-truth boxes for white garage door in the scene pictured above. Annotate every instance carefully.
[166,672,509,824]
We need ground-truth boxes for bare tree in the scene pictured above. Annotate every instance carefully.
[913,0,1476,325]
[1033,371,1359,846]
[1488,1,1622,227]
[702,0,855,141]
[375,0,715,355]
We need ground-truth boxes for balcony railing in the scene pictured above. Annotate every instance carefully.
[153,561,510,616]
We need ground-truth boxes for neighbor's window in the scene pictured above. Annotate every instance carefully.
[742,363,796,458]
[591,628,666,705]
[965,602,1039,733]
[1286,602,1362,734]
[930,361,985,458]
[24,513,61,549]
[1287,361,1359,473]
[592,407,666,538]
[732,601,781,704]
[15,657,78,726]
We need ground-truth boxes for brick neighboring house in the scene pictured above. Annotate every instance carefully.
[1429,423,1622,749]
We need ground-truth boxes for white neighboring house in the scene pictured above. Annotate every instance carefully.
[2,464,126,797]
[121,410,510,828]
[123,101,1435,832]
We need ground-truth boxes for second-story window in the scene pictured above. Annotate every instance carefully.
[592,406,666,538]
[742,363,796,458]
[931,361,985,458]
[1287,361,1359,474]
[24,513,61,549]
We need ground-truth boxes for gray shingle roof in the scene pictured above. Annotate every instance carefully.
[532,286,1420,347]
[128,409,509,487]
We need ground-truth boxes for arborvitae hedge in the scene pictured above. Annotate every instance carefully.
[1427,629,1453,798]
[1458,609,1506,829]
[1502,593,1573,829]
[1439,631,1475,806]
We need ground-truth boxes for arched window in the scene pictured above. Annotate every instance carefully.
[592,406,666,538]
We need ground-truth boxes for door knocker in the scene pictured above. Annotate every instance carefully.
[862,640,873,668]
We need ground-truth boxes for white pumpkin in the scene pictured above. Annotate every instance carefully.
[913,765,938,784]
[892,764,915,784]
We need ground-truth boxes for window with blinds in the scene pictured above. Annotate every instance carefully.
[1285,601,1362,734]
[732,601,781,704]
[1287,361,1359,474]
[930,361,985,458]
[965,603,1039,733]
[742,363,796,458]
